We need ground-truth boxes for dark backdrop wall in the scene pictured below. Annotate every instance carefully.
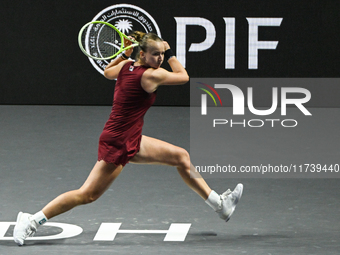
[0,1,339,106]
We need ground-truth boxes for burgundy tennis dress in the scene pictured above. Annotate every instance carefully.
[98,61,156,166]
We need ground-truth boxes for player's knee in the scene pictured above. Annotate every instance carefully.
[176,148,190,169]
[78,190,100,205]
[83,194,99,204]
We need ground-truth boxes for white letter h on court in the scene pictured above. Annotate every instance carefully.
[93,223,191,242]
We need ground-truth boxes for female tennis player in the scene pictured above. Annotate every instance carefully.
[13,32,243,246]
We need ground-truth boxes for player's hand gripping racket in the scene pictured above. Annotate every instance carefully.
[78,21,139,60]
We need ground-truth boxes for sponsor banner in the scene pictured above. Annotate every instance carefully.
[1,1,339,105]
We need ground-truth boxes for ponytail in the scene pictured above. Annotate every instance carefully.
[129,31,163,60]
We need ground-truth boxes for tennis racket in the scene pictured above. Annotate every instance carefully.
[78,21,139,60]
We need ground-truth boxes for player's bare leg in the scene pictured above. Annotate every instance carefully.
[14,161,123,246]
[130,135,211,199]
[130,135,243,222]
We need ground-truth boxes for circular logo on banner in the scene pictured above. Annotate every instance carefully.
[87,4,162,75]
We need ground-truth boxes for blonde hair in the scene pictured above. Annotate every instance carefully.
[129,31,163,60]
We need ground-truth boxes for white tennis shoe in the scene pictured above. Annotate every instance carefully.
[13,212,38,246]
[217,183,243,222]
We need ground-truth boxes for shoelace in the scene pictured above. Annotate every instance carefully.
[216,189,232,212]
[21,227,33,239]
[25,219,37,238]
[221,189,232,198]
[28,227,36,237]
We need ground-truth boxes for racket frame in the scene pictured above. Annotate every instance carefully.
[78,21,139,60]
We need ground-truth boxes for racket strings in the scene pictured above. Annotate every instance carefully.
[81,23,121,59]
[97,25,120,58]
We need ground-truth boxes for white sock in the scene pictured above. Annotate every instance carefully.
[30,211,48,227]
[205,190,221,211]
